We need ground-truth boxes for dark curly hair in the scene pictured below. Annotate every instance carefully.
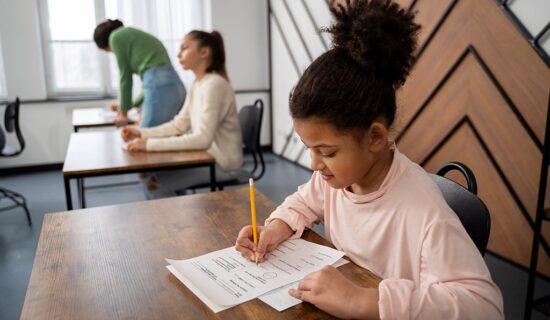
[94,19,124,50]
[289,0,420,133]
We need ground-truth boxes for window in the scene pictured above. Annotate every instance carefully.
[0,35,7,99]
[104,0,206,89]
[39,0,205,97]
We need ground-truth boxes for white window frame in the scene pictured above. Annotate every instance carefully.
[38,0,205,98]
[38,0,114,97]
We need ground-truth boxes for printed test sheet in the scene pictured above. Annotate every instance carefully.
[166,238,345,307]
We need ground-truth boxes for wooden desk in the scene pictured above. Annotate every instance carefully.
[21,188,379,319]
[72,108,138,132]
[62,131,216,210]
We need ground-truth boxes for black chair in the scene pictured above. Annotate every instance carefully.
[430,162,490,255]
[1,97,32,226]
[184,99,266,193]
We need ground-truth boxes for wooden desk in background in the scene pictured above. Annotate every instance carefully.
[62,131,216,210]
[72,107,138,132]
[21,188,380,319]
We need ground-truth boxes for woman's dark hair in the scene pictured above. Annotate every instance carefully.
[94,19,124,49]
[290,0,420,133]
[187,30,229,81]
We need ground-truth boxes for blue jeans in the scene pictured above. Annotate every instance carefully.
[140,65,186,128]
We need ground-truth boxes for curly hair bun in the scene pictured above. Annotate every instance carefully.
[328,0,420,87]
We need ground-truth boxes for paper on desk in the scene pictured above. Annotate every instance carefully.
[99,110,117,120]
[166,258,349,313]
[166,238,345,307]
[258,258,350,311]
[167,265,228,313]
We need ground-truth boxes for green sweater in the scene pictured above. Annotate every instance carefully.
[109,27,172,111]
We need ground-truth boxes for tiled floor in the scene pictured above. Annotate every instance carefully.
[0,153,548,319]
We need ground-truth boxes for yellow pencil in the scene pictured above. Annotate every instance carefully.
[249,178,258,265]
[122,117,141,139]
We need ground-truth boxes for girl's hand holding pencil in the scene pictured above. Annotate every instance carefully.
[235,218,294,263]
[121,127,141,142]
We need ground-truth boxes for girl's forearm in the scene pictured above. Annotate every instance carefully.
[267,218,294,243]
[355,287,380,320]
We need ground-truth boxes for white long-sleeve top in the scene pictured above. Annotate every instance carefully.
[140,73,243,171]
[266,147,504,319]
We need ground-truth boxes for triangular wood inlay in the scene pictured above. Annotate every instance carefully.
[397,0,549,141]
[421,124,550,276]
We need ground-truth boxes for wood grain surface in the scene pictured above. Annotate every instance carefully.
[62,131,215,176]
[21,188,380,319]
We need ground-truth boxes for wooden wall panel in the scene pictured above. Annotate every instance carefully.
[410,0,454,48]
[423,125,550,274]
[398,0,549,141]
[396,0,550,275]
[400,54,541,219]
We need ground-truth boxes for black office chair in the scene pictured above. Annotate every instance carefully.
[430,162,490,255]
[183,99,266,193]
[1,97,32,226]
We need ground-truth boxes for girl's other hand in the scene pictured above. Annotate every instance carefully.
[126,138,147,151]
[235,219,293,262]
[289,266,379,319]
[121,127,141,142]
[110,104,120,112]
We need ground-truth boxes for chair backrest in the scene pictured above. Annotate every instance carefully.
[0,125,5,151]
[430,162,491,255]
[2,97,25,156]
[238,99,265,181]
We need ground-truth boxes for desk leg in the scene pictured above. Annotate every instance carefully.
[210,164,216,192]
[77,178,86,208]
[64,176,73,210]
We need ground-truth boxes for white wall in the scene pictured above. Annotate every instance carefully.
[210,0,271,147]
[270,0,332,168]
[0,0,270,169]
[0,99,116,168]
[509,0,550,57]
[0,0,46,99]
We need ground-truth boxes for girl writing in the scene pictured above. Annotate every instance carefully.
[235,0,503,318]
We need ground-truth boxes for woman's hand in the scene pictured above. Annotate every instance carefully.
[235,219,293,262]
[126,138,147,151]
[121,127,141,142]
[110,104,120,112]
[114,110,129,127]
[289,266,379,319]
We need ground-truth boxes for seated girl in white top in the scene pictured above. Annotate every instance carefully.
[235,1,503,319]
[122,30,243,199]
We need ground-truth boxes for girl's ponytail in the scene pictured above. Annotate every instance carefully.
[209,31,228,81]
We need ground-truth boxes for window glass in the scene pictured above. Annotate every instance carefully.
[42,0,205,96]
